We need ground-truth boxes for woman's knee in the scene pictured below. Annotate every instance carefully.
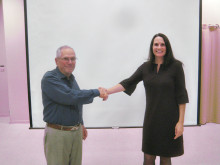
[160,156,171,165]
[143,154,156,165]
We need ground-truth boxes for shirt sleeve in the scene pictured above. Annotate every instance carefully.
[174,62,189,104]
[119,64,143,96]
[41,73,100,106]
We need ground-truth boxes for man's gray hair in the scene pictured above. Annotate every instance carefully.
[56,45,74,58]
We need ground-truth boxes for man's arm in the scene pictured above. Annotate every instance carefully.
[42,74,101,105]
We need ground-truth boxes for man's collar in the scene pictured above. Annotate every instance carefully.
[55,67,74,80]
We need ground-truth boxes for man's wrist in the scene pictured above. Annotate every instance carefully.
[92,89,100,97]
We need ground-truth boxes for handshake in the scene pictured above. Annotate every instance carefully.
[98,87,108,101]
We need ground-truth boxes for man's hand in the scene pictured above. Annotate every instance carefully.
[98,87,108,101]
[82,125,88,140]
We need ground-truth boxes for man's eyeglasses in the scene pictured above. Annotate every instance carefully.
[59,57,77,62]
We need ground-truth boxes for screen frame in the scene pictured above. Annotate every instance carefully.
[23,0,202,129]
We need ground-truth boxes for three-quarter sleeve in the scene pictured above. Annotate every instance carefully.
[120,64,143,96]
[174,62,189,104]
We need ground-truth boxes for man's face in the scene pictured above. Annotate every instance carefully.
[55,48,76,77]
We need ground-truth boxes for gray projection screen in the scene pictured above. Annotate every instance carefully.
[25,0,200,128]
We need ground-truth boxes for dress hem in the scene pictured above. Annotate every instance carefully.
[142,150,184,157]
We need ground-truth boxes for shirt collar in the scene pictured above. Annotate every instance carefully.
[55,67,74,80]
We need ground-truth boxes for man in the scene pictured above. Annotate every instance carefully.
[41,45,107,165]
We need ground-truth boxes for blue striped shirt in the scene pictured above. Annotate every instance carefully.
[41,67,100,126]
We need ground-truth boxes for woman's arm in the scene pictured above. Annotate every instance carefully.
[107,84,125,95]
[174,104,186,139]
[99,84,125,101]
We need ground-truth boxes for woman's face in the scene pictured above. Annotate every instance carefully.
[152,36,166,58]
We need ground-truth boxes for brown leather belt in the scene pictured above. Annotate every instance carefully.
[47,123,80,131]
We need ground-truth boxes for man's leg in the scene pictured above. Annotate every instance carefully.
[70,125,83,165]
[44,126,73,165]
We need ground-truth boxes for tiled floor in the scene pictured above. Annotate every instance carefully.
[0,117,220,165]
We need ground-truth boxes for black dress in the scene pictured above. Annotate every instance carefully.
[120,61,189,157]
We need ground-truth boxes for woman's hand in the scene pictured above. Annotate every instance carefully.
[174,122,184,139]
[174,104,186,139]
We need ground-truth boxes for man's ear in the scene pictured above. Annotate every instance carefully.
[55,58,58,65]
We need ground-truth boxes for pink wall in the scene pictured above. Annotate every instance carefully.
[0,1,10,117]
[2,0,29,123]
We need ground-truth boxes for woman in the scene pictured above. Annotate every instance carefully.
[106,33,189,165]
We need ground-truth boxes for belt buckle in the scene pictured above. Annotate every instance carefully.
[70,124,80,131]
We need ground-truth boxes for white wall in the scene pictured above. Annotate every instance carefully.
[203,0,220,24]
[2,0,29,123]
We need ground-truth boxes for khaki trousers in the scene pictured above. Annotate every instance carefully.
[44,125,82,165]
